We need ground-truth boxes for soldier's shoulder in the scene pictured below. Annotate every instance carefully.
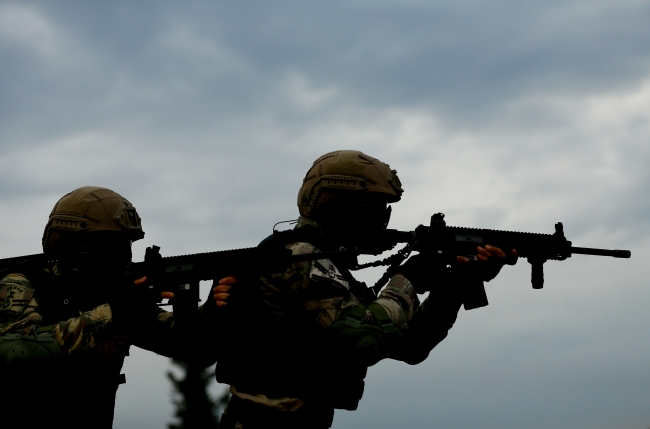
[282,241,350,291]
[0,272,42,334]
[286,241,318,255]
[0,272,33,289]
[0,272,35,309]
[257,241,319,293]
[258,241,316,283]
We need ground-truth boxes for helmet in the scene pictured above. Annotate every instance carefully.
[297,150,404,218]
[42,186,144,254]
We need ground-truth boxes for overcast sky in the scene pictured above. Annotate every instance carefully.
[1,1,649,428]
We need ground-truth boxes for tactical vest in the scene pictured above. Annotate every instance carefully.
[215,229,402,415]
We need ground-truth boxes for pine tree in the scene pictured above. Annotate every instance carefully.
[167,360,230,429]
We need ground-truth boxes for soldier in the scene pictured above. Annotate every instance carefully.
[0,186,232,428]
[214,150,517,428]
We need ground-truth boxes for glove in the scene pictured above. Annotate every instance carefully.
[399,248,517,293]
[398,253,450,294]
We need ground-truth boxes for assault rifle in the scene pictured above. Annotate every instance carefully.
[0,213,631,321]
[340,213,631,309]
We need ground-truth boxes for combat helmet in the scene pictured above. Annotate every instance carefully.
[297,150,404,218]
[42,186,144,254]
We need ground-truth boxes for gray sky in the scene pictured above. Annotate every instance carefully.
[1,1,649,428]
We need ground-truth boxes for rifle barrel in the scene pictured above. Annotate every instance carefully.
[571,247,631,258]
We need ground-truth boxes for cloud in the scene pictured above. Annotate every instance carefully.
[0,2,91,70]
[0,2,649,428]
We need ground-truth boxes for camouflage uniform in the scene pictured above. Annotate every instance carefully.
[0,264,218,428]
[0,186,220,429]
[217,217,462,429]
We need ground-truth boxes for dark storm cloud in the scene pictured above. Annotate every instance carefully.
[4,0,650,148]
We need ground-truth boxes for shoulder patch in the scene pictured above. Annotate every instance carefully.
[0,273,32,289]
[309,256,350,290]
[0,274,35,314]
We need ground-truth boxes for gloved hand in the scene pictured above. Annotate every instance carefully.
[398,253,449,294]
[399,245,518,293]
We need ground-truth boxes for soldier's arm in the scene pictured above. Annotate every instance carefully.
[312,265,460,367]
[130,302,221,366]
[257,243,408,364]
[384,245,517,364]
[227,242,440,371]
[382,273,462,365]
[132,278,235,366]
[53,304,114,354]
[0,273,114,356]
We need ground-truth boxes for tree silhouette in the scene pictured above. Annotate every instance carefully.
[167,360,230,429]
